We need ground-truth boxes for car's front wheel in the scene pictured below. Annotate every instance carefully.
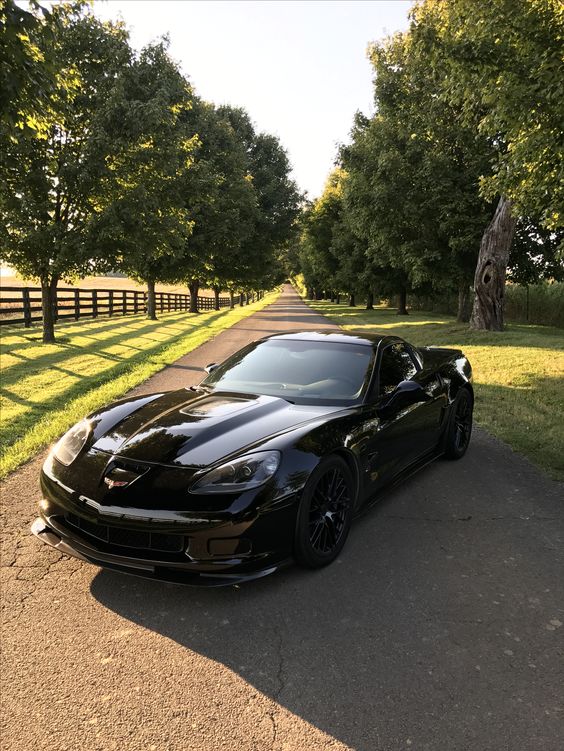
[444,388,473,459]
[294,456,355,568]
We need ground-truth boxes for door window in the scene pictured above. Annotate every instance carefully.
[378,343,418,396]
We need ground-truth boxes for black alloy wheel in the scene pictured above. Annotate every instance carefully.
[444,389,473,459]
[294,456,355,568]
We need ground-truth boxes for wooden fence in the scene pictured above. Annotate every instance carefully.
[0,286,233,327]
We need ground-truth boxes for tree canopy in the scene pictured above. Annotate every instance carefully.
[297,0,563,329]
[0,3,300,339]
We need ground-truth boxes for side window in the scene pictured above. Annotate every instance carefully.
[378,343,418,396]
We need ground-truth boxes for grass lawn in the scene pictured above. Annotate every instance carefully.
[306,300,564,481]
[0,291,279,478]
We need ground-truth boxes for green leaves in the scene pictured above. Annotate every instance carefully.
[0,4,297,337]
[299,0,562,322]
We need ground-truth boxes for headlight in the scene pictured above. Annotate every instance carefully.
[52,419,91,466]
[189,450,280,494]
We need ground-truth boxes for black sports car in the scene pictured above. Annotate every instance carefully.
[32,330,473,585]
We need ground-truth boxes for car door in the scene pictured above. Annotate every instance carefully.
[359,342,446,493]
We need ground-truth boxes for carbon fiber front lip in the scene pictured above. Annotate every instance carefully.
[31,517,291,586]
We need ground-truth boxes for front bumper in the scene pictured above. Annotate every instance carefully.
[31,514,293,586]
[34,450,303,585]
[32,468,300,586]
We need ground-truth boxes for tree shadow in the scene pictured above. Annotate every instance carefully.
[89,447,564,750]
[0,313,225,455]
[0,313,218,383]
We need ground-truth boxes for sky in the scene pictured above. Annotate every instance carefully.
[93,0,412,199]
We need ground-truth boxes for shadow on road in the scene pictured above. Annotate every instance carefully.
[90,445,564,751]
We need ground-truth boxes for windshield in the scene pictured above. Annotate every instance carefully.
[202,339,374,405]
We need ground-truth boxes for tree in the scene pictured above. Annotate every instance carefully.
[177,101,257,313]
[412,0,564,329]
[299,169,370,306]
[93,40,196,319]
[0,4,131,341]
[218,107,301,294]
[341,22,495,321]
[509,220,564,285]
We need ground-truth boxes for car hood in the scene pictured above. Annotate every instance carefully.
[91,389,340,468]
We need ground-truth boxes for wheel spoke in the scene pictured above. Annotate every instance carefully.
[310,521,324,547]
[307,467,351,554]
[325,518,337,548]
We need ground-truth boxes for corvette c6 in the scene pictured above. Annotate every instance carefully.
[32,330,473,586]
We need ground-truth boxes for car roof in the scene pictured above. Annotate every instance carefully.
[261,329,396,348]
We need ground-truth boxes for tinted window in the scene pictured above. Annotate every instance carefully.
[203,339,373,404]
[378,343,418,396]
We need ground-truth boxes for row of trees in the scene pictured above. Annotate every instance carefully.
[296,0,563,330]
[0,2,300,341]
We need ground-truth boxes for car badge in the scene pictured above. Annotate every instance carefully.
[104,477,129,489]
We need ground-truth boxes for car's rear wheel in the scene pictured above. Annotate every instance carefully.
[294,456,355,568]
[444,388,473,459]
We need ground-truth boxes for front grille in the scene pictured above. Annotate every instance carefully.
[64,513,184,553]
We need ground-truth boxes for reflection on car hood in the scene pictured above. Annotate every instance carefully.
[91,390,340,467]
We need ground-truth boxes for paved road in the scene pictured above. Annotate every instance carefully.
[2,285,563,751]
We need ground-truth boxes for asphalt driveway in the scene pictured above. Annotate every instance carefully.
[2,285,563,751]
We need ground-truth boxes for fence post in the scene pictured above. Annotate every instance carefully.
[133,291,138,314]
[108,289,113,317]
[122,290,127,316]
[92,290,98,318]
[74,289,80,320]
[22,288,32,327]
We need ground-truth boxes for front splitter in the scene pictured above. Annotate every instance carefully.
[31,517,290,587]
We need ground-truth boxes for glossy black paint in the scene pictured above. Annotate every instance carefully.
[33,330,473,585]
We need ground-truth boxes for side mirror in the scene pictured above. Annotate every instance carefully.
[204,363,219,374]
[377,380,428,418]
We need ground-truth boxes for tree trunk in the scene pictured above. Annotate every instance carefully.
[146,279,157,320]
[366,291,374,310]
[213,286,220,311]
[348,292,356,307]
[189,279,200,314]
[41,277,58,343]
[315,289,322,300]
[336,293,340,304]
[457,281,472,323]
[229,290,235,309]
[397,286,408,315]
[470,196,516,331]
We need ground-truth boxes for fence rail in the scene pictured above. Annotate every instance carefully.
[0,286,233,326]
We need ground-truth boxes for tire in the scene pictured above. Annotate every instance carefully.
[294,456,355,569]
[444,388,473,460]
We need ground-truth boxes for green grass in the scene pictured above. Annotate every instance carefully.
[0,291,279,478]
[306,300,564,481]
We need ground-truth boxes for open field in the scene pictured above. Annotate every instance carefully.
[0,290,279,478]
[0,273,217,296]
[306,300,564,480]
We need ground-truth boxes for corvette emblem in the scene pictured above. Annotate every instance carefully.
[104,477,129,489]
